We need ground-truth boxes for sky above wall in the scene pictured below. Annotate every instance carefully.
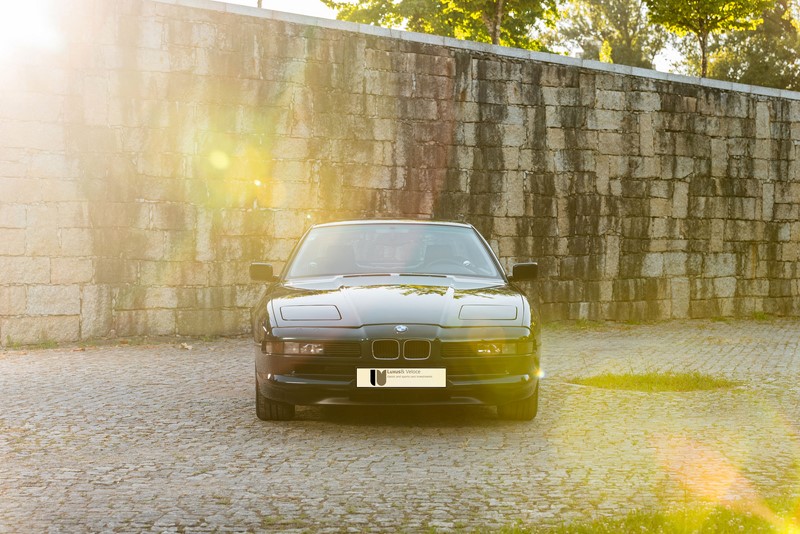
[227,0,337,19]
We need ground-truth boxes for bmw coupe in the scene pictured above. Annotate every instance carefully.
[250,220,540,421]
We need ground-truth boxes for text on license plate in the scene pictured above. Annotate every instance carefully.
[356,368,446,388]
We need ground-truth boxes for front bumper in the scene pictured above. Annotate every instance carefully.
[255,343,539,407]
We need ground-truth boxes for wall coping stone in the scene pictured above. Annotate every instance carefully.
[157,0,800,102]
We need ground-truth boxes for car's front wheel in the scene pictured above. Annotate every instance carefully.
[255,376,296,421]
[497,385,538,421]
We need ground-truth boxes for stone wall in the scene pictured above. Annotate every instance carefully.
[0,0,799,345]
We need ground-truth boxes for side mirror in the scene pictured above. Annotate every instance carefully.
[509,262,538,282]
[250,262,276,282]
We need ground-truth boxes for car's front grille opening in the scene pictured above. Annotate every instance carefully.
[445,356,530,377]
[372,339,400,359]
[403,340,430,360]
[289,364,356,379]
[441,341,531,358]
[322,342,362,357]
[441,342,474,358]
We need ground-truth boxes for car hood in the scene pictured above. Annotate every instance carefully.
[268,275,525,328]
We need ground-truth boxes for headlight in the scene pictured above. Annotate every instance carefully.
[475,342,502,355]
[263,341,325,355]
[475,341,534,355]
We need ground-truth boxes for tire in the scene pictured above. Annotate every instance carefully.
[255,377,295,421]
[497,384,539,421]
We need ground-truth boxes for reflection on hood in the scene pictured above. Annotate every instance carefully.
[269,275,524,328]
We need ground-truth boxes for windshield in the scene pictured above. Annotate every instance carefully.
[286,224,503,279]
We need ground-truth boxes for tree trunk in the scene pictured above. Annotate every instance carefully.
[699,31,708,77]
[491,0,505,45]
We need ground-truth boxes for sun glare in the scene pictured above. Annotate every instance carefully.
[209,150,231,170]
[0,1,62,59]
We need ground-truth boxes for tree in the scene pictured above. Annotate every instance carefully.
[541,0,666,69]
[320,0,559,50]
[645,0,772,77]
[708,0,800,90]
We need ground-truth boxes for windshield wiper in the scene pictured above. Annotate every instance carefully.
[341,273,395,278]
[341,273,450,279]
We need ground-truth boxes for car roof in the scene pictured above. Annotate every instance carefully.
[311,219,473,229]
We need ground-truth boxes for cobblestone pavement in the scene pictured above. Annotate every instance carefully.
[1,319,799,532]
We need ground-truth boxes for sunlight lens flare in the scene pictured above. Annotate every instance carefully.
[208,150,231,170]
[658,435,756,503]
[0,1,62,59]
[657,435,800,532]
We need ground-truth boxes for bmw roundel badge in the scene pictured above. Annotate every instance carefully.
[394,325,408,334]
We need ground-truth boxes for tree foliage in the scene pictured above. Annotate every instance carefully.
[645,0,772,77]
[708,0,800,90]
[542,0,666,68]
[320,0,558,50]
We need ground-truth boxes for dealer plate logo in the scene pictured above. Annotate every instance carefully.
[357,368,446,388]
[370,369,387,386]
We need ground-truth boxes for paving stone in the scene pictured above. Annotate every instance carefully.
[0,319,798,531]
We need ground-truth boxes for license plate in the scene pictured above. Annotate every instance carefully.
[357,368,446,388]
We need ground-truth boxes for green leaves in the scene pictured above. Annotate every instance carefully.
[321,0,800,90]
[645,0,771,36]
[645,0,773,76]
[321,0,558,50]
[708,0,800,90]
[541,0,667,69]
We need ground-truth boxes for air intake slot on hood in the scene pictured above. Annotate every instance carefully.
[459,305,517,320]
[280,305,341,321]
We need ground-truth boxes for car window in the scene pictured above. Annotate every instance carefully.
[286,224,502,279]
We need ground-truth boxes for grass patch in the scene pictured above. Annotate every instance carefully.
[568,371,739,392]
[491,501,800,533]
[544,319,607,332]
[4,337,58,350]
[752,311,774,321]
[623,318,658,326]
[212,494,232,506]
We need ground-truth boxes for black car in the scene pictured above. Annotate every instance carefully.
[250,220,541,421]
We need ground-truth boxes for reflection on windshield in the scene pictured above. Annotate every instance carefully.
[277,284,512,301]
[287,224,502,279]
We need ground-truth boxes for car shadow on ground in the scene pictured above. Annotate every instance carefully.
[296,404,514,427]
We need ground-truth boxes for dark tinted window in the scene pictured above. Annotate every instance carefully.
[287,224,501,279]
